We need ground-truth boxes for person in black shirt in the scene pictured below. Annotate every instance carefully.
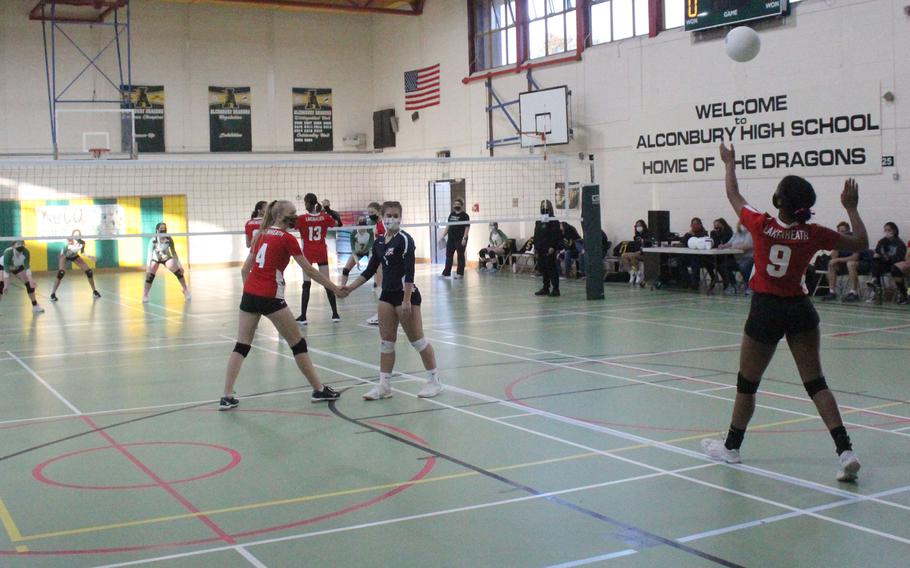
[868,222,907,304]
[321,199,343,227]
[440,198,470,279]
[343,201,444,400]
[534,200,563,297]
[673,217,709,288]
[709,218,734,290]
[559,222,583,278]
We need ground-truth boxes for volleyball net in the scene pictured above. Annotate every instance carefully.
[0,156,575,271]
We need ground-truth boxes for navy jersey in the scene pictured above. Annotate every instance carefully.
[361,230,417,293]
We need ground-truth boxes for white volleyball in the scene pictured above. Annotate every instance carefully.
[725,26,761,63]
[687,237,701,249]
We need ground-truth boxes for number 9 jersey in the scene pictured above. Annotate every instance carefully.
[740,205,840,297]
[245,227,302,299]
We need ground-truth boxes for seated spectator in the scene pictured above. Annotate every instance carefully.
[559,221,584,278]
[868,222,908,304]
[672,217,709,288]
[718,221,754,295]
[479,223,509,271]
[893,238,910,304]
[821,222,863,302]
[708,218,734,289]
[621,220,652,287]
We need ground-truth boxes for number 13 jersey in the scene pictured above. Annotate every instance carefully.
[740,205,840,297]
[245,227,302,299]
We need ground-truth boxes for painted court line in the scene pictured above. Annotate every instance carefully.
[7,351,82,415]
[236,546,268,568]
[89,464,717,568]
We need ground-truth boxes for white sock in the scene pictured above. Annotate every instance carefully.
[427,369,439,383]
[379,372,392,384]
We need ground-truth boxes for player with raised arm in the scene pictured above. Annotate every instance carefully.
[142,222,191,303]
[50,229,101,301]
[342,201,443,400]
[220,200,346,410]
[701,143,868,482]
[296,193,341,324]
[1,241,44,313]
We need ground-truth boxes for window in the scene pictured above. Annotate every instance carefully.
[663,0,684,29]
[527,0,577,59]
[590,0,649,46]
[471,0,519,72]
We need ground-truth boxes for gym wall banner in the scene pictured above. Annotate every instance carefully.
[293,88,333,151]
[122,85,165,153]
[634,83,882,182]
[209,86,252,152]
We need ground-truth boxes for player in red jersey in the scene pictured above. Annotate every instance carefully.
[220,200,347,410]
[245,200,267,248]
[701,143,869,482]
[296,193,341,325]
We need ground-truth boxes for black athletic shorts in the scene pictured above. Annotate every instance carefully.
[240,292,288,316]
[151,256,173,265]
[744,292,820,345]
[9,266,25,275]
[64,254,80,262]
[379,288,422,307]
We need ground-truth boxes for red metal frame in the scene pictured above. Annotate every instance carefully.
[162,0,423,16]
[30,0,127,23]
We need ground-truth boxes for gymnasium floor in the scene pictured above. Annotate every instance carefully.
[1,265,909,567]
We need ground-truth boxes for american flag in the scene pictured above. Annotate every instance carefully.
[404,63,440,111]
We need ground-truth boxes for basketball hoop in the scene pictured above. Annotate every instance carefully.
[89,148,110,160]
[520,131,548,161]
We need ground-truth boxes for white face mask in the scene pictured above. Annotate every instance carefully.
[383,217,401,231]
[635,226,643,233]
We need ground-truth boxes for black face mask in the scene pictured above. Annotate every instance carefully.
[369,214,379,221]
[540,208,548,215]
[454,206,462,212]
[772,193,783,209]
[284,216,297,229]
[15,246,25,252]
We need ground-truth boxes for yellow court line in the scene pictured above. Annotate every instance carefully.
[15,400,907,543]
[0,496,24,544]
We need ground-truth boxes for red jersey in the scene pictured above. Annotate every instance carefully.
[296,212,335,263]
[741,205,840,297]
[245,218,262,246]
[374,218,385,237]
[244,227,302,299]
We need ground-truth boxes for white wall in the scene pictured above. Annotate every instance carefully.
[370,0,910,249]
[0,0,375,154]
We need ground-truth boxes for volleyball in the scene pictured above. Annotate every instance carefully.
[725,26,761,63]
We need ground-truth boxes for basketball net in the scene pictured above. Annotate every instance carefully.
[521,132,548,161]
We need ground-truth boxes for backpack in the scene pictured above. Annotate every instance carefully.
[612,241,632,256]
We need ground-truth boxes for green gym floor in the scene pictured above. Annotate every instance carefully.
[0,266,908,567]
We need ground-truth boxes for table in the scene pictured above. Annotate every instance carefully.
[642,247,744,291]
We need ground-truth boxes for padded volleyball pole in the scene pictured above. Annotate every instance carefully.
[581,184,604,300]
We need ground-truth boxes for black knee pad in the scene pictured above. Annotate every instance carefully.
[0,281,4,294]
[302,281,312,290]
[233,342,251,358]
[342,268,351,276]
[736,372,760,394]
[174,269,185,279]
[146,273,156,284]
[804,377,829,398]
[291,338,308,355]
[25,283,35,294]
[56,270,65,280]
[891,265,905,278]
[84,269,93,279]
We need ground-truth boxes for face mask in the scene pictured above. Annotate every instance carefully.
[454,205,463,212]
[369,214,378,221]
[157,227,166,234]
[772,194,783,209]
[284,216,297,228]
[540,208,548,215]
[383,217,400,231]
[635,226,643,233]
[15,245,24,252]
[885,231,895,238]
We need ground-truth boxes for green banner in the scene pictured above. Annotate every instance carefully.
[293,88,333,151]
[209,86,252,152]
[123,84,165,153]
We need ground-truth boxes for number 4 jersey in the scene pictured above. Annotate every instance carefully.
[245,227,302,299]
[741,205,840,297]
[296,212,335,265]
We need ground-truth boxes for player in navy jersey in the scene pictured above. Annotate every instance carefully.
[342,201,443,400]
[701,143,869,482]
[220,200,345,410]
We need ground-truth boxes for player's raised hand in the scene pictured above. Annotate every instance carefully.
[719,143,736,165]
[841,178,859,210]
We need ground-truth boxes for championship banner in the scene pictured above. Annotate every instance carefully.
[123,85,165,152]
[293,88,333,151]
[635,83,882,182]
[209,86,252,152]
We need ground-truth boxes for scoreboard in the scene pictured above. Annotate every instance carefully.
[684,0,787,32]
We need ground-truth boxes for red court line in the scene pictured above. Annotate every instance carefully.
[79,415,236,545]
